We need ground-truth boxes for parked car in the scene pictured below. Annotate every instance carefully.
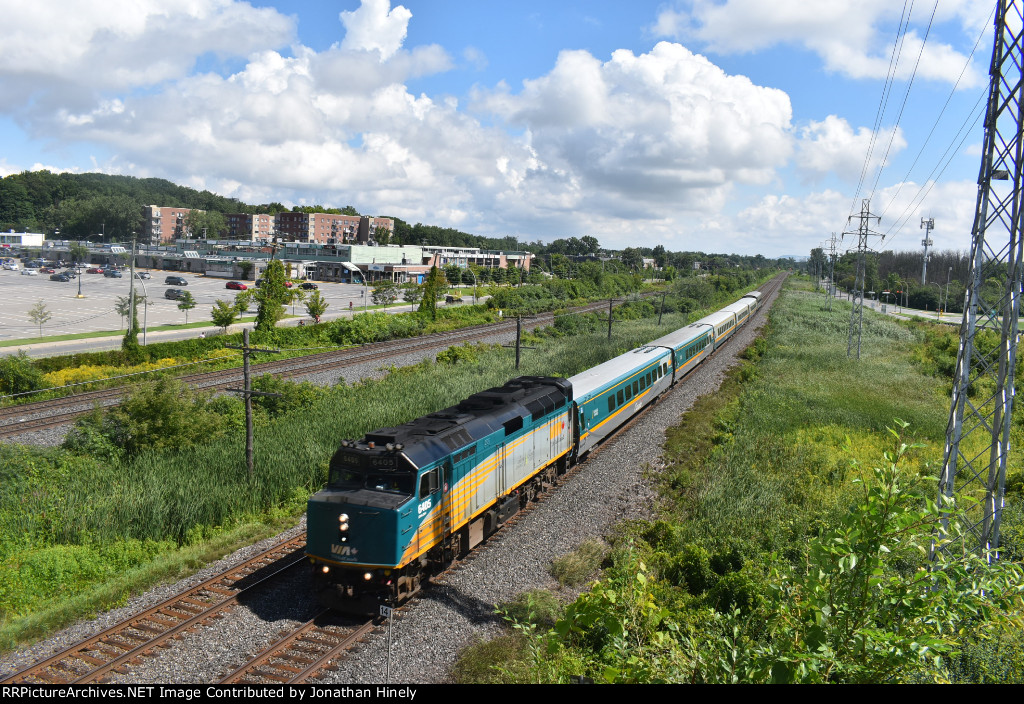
[104,269,123,278]
[1,261,18,271]
[299,282,318,290]
[20,268,38,276]
[134,271,152,279]
[164,288,187,300]
[165,276,188,286]
[86,267,104,274]
[226,281,248,290]
[39,267,55,274]
[50,272,72,282]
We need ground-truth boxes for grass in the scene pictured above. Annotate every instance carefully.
[0,317,261,347]
[453,279,1024,683]
[0,310,697,649]
[549,539,607,587]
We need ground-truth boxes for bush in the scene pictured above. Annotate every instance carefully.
[0,352,45,396]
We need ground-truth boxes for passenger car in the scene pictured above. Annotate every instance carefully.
[226,281,248,290]
[50,272,72,282]
[164,288,187,300]
[299,282,319,290]
[86,267,104,274]
[104,270,123,278]
[307,289,765,611]
[20,268,38,276]
[165,276,188,286]
[134,272,152,279]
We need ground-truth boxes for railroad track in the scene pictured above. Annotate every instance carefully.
[218,612,375,684]
[0,301,622,440]
[1,536,308,685]
[1,279,783,685]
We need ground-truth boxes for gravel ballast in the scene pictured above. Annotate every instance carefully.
[0,283,779,684]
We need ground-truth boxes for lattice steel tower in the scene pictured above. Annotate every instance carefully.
[845,199,883,359]
[937,0,1024,557]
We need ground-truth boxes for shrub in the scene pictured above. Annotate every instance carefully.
[0,352,44,396]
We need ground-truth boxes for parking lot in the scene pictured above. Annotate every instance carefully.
[0,268,397,342]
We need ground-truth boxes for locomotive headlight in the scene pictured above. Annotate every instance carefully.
[322,565,330,574]
[338,523,349,532]
[363,571,373,581]
[339,513,349,523]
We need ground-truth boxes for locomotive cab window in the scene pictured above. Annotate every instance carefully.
[419,467,439,499]
[504,417,523,436]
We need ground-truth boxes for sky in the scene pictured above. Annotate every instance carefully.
[0,0,999,259]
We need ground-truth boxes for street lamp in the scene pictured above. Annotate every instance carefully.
[464,266,478,304]
[930,282,942,320]
[944,266,953,320]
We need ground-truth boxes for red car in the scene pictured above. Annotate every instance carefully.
[226,281,248,290]
[39,267,55,274]
[86,267,104,274]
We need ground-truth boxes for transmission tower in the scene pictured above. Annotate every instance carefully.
[845,199,883,359]
[937,0,1024,558]
[921,217,935,283]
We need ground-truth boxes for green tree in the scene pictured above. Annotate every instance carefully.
[184,209,226,239]
[234,290,253,316]
[288,287,307,316]
[114,292,147,329]
[176,290,197,324]
[237,260,254,280]
[401,283,423,307]
[27,300,52,337]
[372,280,400,309]
[253,259,289,333]
[211,299,238,332]
[68,242,89,267]
[419,266,446,320]
[304,289,329,323]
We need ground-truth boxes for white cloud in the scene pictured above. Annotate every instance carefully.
[339,0,412,61]
[473,42,794,218]
[796,116,906,182]
[653,0,986,87]
[728,179,977,257]
[0,0,295,114]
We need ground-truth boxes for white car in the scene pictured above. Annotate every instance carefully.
[21,268,38,276]
[2,261,19,270]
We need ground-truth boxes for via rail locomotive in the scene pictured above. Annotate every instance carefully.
[306,290,763,611]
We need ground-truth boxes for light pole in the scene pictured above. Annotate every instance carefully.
[464,266,478,304]
[944,266,953,320]
[930,282,942,320]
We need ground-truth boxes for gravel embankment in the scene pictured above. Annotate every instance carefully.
[0,284,778,684]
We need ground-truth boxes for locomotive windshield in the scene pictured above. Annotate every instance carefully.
[328,448,415,495]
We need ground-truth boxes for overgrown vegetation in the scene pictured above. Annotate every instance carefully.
[453,283,1024,684]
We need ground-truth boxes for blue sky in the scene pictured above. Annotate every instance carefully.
[0,0,995,259]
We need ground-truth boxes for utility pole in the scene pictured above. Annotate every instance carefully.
[936,0,1024,559]
[608,298,614,340]
[921,217,935,284]
[226,329,281,476]
[503,315,535,369]
[844,199,883,359]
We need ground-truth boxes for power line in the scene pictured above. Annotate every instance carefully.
[868,0,941,201]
